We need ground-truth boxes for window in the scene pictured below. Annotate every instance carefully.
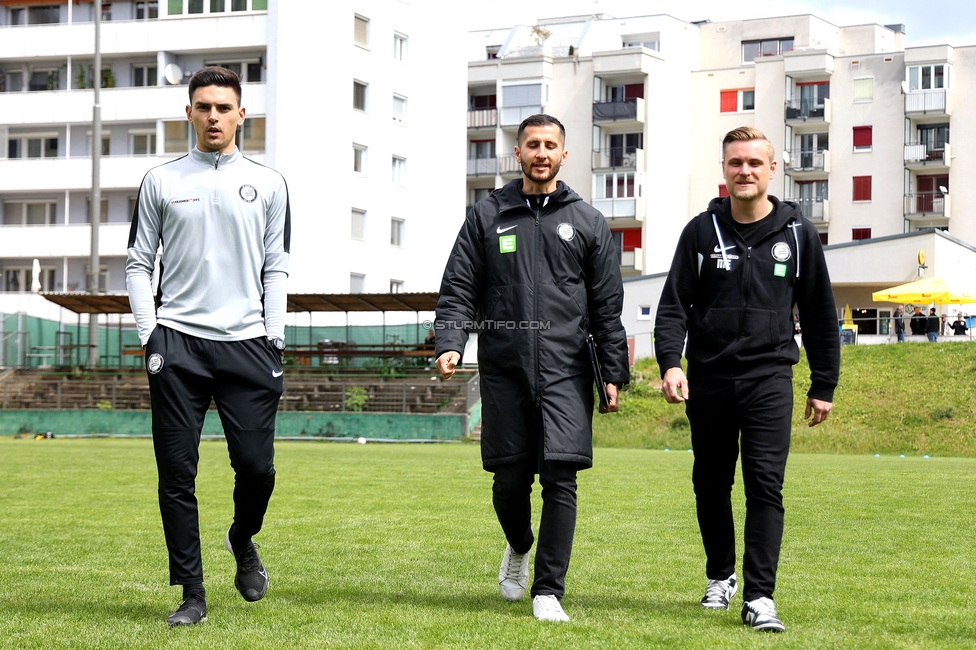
[133,65,158,87]
[853,176,872,202]
[28,69,59,92]
[470,94,497,110]
[8,135,58,159]
[390,280,404,293]
[353,144,367,173]
[135,2,159,19]
[622,33,660,51]
[206,60,262,83]
[353,80,367,111]
[486,45,501,60]
[393,32,407,61]
[391,218,404,247]
[594,172,638,199]
[354,15,369,48]
[351,209,366,240]
[350,273,365,293]
[605,83,643,102]
[718,185,730,198]
[908,64,948,91]
[239,117,265,152]
[11,5,60,25]
[392,156,406,184]
[853,77,873,102]
[392,94,407,124]
[3,201,56,226]
[503,83,542,107]
[131,132,156,155]
[163,121,190,153]
[87,133,110,156]
[720,89,754,113]
[742,37,794,63]
[86,198,109,224]
[638,305,652,320]
[188,0,203,13]
[852,228,871,241]
[853,126,872,152]
[2,70,24,92]
[169,0,264,15]
[2,266,55,292]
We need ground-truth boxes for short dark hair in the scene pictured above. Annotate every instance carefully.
[188,66,242,106]
[517,114,565,145]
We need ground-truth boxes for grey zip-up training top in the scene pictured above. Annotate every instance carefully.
[125,147,291,345]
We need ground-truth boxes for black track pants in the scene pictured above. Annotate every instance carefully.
[144,324,282,585]
[685,374,793,602]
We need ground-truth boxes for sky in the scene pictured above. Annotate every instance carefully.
[461,0,976,48]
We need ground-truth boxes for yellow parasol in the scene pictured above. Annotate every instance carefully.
[871,276,976,304]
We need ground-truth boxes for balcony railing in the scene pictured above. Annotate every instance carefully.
[498,154,521,175]
[591,147,643,170]
[784,97,831,123]
[784,149,828,173]
[592,98,644,123]
[593,197,640,219]
[787,197,829,222]
[618,247,643,272]
[904,192,950,218]
[500,104,543,127]
[904,142,951,166]
[905,89,949,114]
[466,157,497,177]
[467,108,497,129]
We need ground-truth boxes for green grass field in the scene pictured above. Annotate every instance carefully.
[3,438,975,649]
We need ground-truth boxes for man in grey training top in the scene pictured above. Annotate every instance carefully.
[126,66,290,626]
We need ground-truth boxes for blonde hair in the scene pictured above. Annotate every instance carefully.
[722,126,774,161]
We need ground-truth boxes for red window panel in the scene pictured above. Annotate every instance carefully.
[718,185,730,198]
[720,91,738,113]
[852,228,871,241]
[624,83,644,100]
[853,175,872,201]
[853,126,872,149]
[622,228,641,251]
[819,233,829,246]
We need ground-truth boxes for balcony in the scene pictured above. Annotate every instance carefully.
[593,197,643,221]
[905,89,951,116]
[466,157,497,177]
[787,198,829,223]
[904,193,950,220]
[498,154,521,176]
[592,98,644,124]
[468,109,497,129]
[904,142,951,169]
[0,223,131,258]
[784,97,831,125]
[783,149,829,175]
[619,247,643,275]
[500,105,545,128]
[591,147,643,171]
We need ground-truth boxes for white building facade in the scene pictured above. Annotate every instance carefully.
[0,0,466,321]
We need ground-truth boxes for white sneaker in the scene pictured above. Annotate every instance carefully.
[741,597,785,632]
[532,594,570,622]
[498,543,529,601]
[700,573,738,610]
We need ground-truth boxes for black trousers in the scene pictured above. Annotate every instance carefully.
[685,374,793,602]
[490,426,581,599]
[145,325,282,585]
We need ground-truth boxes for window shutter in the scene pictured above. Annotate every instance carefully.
[853,126,872,149]
[853,176,872,201]
[718,185,730,198]
[720,91,738,113]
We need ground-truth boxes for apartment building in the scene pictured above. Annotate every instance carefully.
[466,13,975,278]
[0,0,466,320]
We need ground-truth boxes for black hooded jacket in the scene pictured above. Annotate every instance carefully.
[655,196,839,402]
[435,178,629,468]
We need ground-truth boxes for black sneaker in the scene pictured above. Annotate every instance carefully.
[225,527,269,602]
[700,573,738,610]
[741,597,786,632]
[166,594,207,626]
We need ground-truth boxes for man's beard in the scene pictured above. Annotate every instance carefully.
[521,158,560,185]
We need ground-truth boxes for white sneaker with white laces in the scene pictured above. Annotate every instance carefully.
[498,543,530,601]
[741,596,786,632]
[532,594,570,622]
[700,573,738,610]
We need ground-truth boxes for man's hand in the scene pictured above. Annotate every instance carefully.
[804,398,832,427]
[435,351,460,379]
[601,383,619,413]
[661,367,689,403]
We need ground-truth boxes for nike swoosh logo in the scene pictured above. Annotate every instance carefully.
[713,244,735,253]
[497,225,518,234]
[272,370,283,378]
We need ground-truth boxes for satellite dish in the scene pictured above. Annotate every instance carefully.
[900,80,909,94]
[164,63,183,85]
[939,185,948,194]
[782,150,791,165]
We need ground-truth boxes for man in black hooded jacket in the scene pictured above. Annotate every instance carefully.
[655,127,839,632]
[434,114,629,623]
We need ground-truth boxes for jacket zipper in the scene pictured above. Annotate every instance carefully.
[736,245,752,339]
[533,198,542,407]
[212,153,221,204]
